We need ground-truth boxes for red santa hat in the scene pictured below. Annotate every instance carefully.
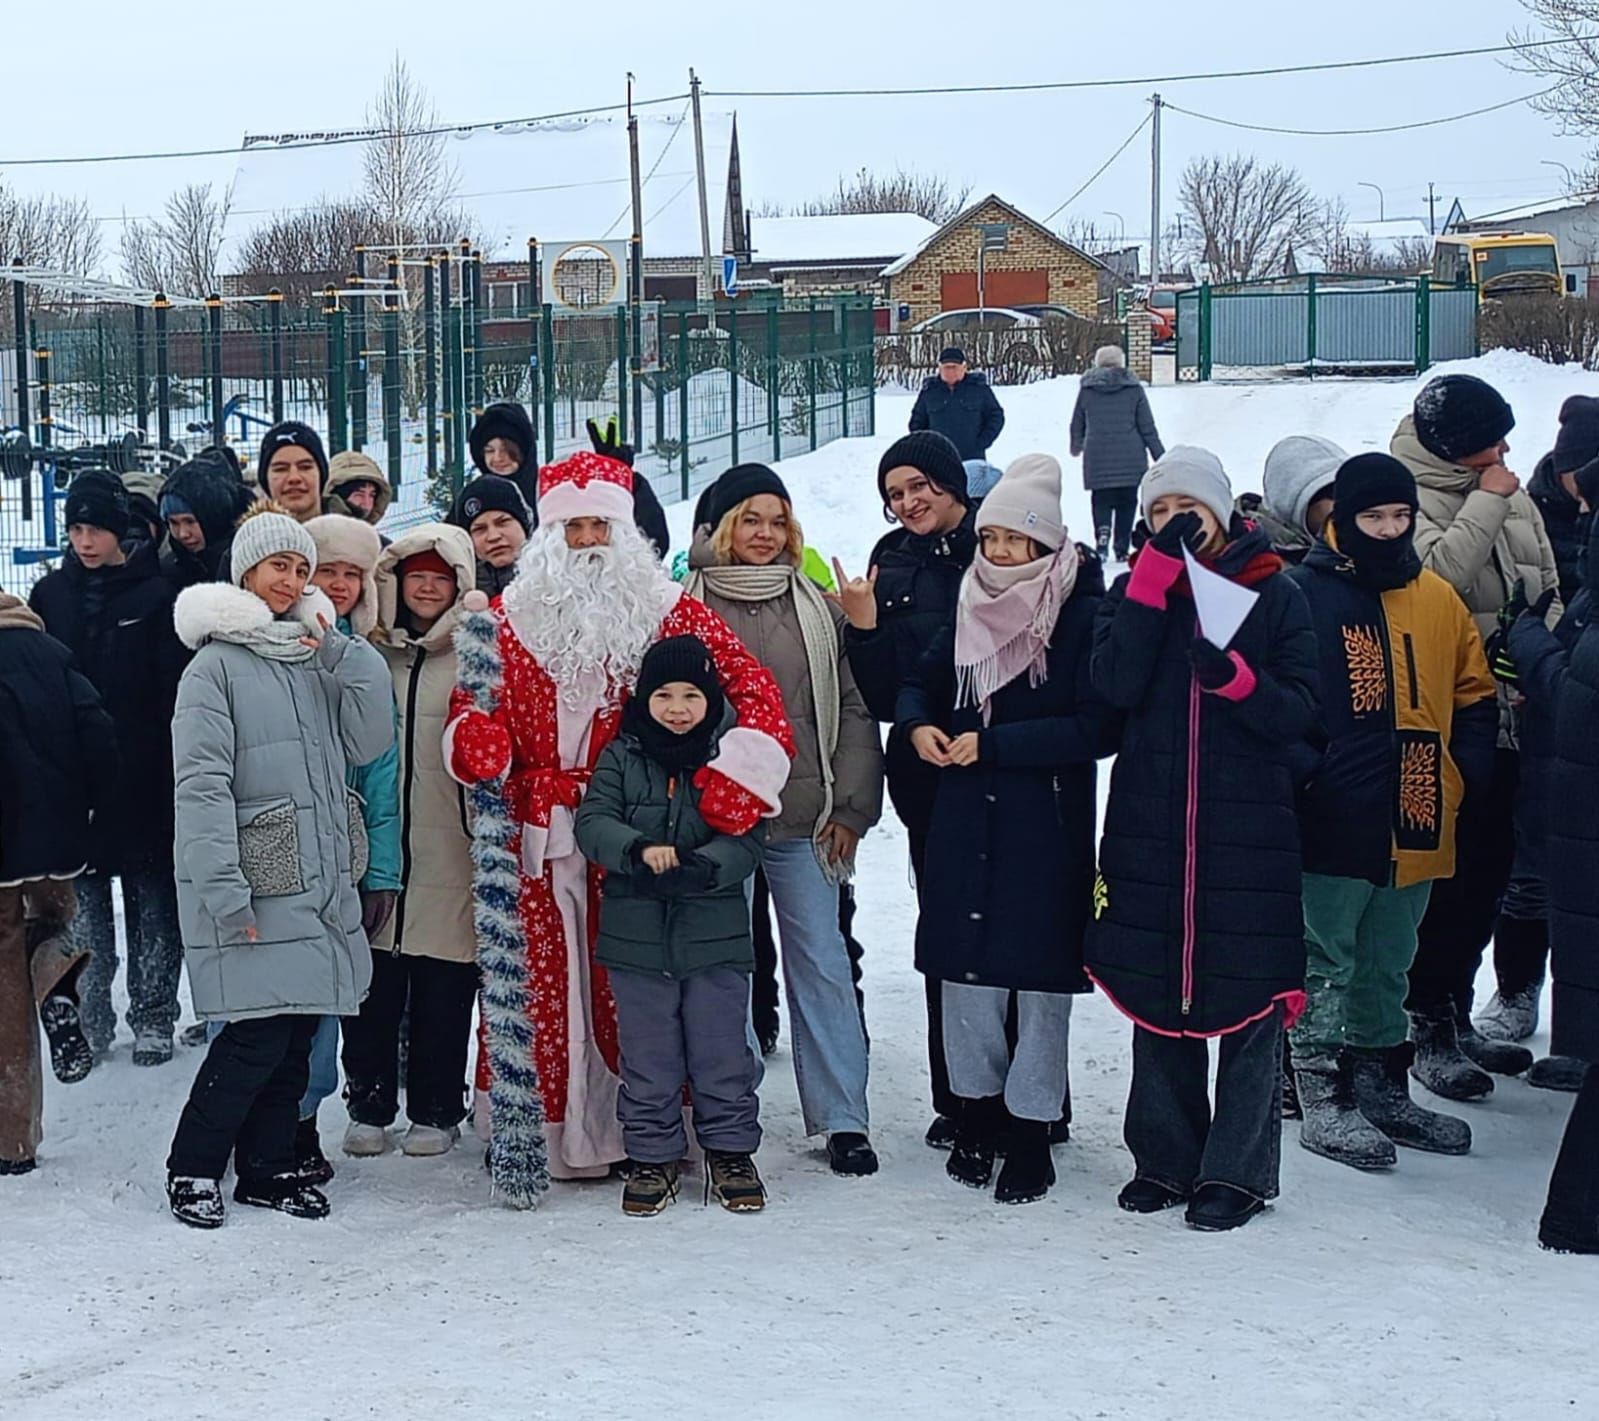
[536,451,634,527]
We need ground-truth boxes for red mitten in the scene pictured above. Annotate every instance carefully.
[692,767,767,836]
[451,712,512,783]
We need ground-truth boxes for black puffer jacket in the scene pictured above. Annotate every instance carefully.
[0,595,118,886]
[1088,522,1319,1036]
[897,554,1111,993]
[28,541,187,872]
[1508,518,1599,1062]
[908,372,1005,462]
[844,511,977,835]
[157,451,256,589]
[1528,452,1585,606]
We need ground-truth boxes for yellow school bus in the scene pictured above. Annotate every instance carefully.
[1432,232,1563,302]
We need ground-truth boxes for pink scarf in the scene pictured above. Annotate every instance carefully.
[954,544,1079,721]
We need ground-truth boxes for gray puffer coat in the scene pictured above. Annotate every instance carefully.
[171,582,396,1021]
[1069,366,1165,491]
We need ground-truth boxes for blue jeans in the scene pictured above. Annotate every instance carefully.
[755,838,870,1136]
[210,1015,338,1122]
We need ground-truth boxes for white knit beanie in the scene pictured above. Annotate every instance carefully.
[229,507,318,587]
[1262,435,1347,535]
[975,453,1065,551]
[1139,446,1233,532]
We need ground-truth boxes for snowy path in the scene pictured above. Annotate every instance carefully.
[6,354,1598,1419]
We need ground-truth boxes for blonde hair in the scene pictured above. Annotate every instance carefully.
[710,496,805,566]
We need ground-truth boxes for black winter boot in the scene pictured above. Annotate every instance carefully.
[293,1116,335,1187]
[1293,1052,1396,1171]
[947,1097,1004,1189]
[1528,1055,1589,1093]
[1281,1042,1302,1120]
[1117,1178,1188,1214]
[994,1119,1055,1205]
[39,996,92,1084]
[1185,1182,1265,1232]
[1456,1013,1533,1076]
[167,1174,225,1229]
[1407,1007,1494,1101]
[234,1172,331,1219]
[826,1132,879,1177]
[1349,1044,1472,1155]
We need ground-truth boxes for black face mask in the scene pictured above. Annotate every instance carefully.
[1335,512,1422,592]
[621,690,724,775]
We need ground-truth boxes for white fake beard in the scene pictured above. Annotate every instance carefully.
[502,519,670,710]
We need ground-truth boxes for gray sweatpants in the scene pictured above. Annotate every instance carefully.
[609,965,761,1164]
[942,982,1072,1122]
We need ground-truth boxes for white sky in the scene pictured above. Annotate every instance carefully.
[0,0,1585,265]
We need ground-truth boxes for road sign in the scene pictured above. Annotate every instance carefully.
[722,255,739,297]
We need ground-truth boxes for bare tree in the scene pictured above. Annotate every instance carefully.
[1513,3,1599,185]
[363,54,460,247]
[1176,154,1314,283]
[119,183,230,297]
[0,182,103,340]
[798,167,971,225]
[234,199,380,301]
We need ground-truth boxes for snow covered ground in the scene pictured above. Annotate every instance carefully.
[6,354,1599,1420]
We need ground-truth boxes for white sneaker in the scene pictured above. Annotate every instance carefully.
[401,1123,460,1157]
[342,1122,390,1157]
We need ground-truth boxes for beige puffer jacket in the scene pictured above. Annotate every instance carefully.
[370,523,477,962]
[1391,414,1562,744]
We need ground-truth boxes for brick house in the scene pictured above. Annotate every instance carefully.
[882,195,1108,326]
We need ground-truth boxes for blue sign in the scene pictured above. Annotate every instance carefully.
[722,255,739,297]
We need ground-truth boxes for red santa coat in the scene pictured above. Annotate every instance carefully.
[447,587,792,1177]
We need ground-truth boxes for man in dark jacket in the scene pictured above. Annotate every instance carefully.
[908,348,1005,462]
[256,421,328,522]
[1069,345,1164,561]
[29,471,189,1066]
[159,450,257,589]
[1528,395,1599,606]
[0,591,117,1172]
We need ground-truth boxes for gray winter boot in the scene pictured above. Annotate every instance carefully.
[1407,1008,1494,1102]
[1474,981,1542,1044]
[1293,1053,1396,1171]
[1456,1014,1533,1076]
[1349,1044,1472,1155]
[1527,1055,1589,1093]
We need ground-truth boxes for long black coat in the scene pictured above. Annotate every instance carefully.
[844,511,977,837]
[1508,519,1599,1062]
[1069,366,1165,491]
[28,541,187,873]
[1529,453,1585,606]
[1088,524,1319,1036]
[0,598,118,885]
[908,373,1005,462]
[897,556,1111,992]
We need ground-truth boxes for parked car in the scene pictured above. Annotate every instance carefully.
[910,307,1042,333]
[1145,286,1189,345]
[1011,303,1090,323]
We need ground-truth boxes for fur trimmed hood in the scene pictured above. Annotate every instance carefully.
[174,582,337,650]
[305,514,383,637]
[373,522,477,654]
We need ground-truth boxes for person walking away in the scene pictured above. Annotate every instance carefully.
[342,524,479,1158]
[165,503,394,1228]
[1391,375,1560,1098]
[323,450,394,527]
[898,454,1108,1204]
[255,422,328,523]
[686,464,885,1177]
[1504,469,1599,1251]
[29,470,187,1067]
[1069,345,1164,562]
[909,347,1005,462]
[1284,453,1497,1169]
[159,451,257,591]
[449,474,532,600]
[0,591,118,1172]
[1089,446,1318,1231]
[575,636,767,1213]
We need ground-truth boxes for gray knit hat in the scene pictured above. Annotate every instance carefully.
[1262,435,1347,535]
[229,505,318,587]
[975,453,1065,551]
[1139,446,1233,531]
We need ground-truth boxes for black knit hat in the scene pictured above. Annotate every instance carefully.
[635,634,723,709]
[256,421,329,491]
[1553,395,1599,477]
[1413,374,1516,464]
[703,463,790,533]
[1334,453,1418,521]
[450,474,533,535]
[877,431,968,508]
[64,469,130,537]
[468,402,535,476]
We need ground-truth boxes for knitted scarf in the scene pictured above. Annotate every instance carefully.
[453,604,549,1209]
[954,545,1078,721]
[685,559,847,880]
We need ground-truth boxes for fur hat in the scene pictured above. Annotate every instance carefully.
[1139,446,1234,532]
[1262,435,1348,535]
[324,450,394,523]
[305,513,382,635]
[975,453,1065,551]
[229,501,318,587]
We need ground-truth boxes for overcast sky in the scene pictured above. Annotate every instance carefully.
[1,0,1585,265]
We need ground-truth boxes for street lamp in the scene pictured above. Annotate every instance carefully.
[1542,159,1575,193]
[1103,211,1127,245]
[1358,181,1386,222]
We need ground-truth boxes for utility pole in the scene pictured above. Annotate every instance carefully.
[690,68,715,305]
[1149,93,1163,285]
[628,75,646,444]
[1428,181,1437,236]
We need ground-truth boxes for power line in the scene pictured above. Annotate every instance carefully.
[1166,86,1558,137]
[1043,114,1152,224]
[704,36,1570,100]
